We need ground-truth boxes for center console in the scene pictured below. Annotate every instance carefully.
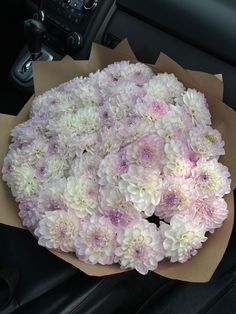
[11,0,116,92]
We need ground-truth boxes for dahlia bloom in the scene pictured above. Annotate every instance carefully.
[115,219,165,274]
[75,215,117,265]
[119,165,162,216]
[35,210,79,252]
[160,214,207,263]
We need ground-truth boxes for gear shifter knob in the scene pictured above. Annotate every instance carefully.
[24,19,46,61]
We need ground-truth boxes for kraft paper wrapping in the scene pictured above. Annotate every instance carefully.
[0,40,235,282]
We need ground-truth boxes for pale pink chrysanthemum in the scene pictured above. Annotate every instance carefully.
[194,197,228,232]
[125,134,165,170]
[115,219,165,275]
[164,138,197,177]
[144,72,185,103]
[37,178,68,214]
[104,60,131,81]
[119,165,162,217]
[124,62,154,85]
[18,197,40,229]
[35,210,79,252]
[155,176,196,220]
[135,94,169,121]
[189,125,225,158]
[75,215,117,265]
[192,159,231,197]
[179,88,211,125]
[118,117,156,146]
[98,151,128,185]
[64,176,99,218]
[160,214,207,263]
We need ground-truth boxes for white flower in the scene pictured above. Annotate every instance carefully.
[180,89,211,125]
[70,152,101,179]
[194,197,228,232]
[155,105,192,139]
[35,210,79,252]
[189,125,225,157]
[115,219,165,274]
[144,73,185,103]
[75,215,117,265]
[155,176,196,220]
[11,163,40,201]
[98,152,128,185]
[164,139,195,177]
[64,176,98,218]
[135,95,169,121]
[37,178,68,213]
[119,165,162,216]
[192,159,231,197]
[160,214,207,263]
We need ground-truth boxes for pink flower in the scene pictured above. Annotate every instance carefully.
[18,197,40,229]
[155,176,196,220]
[98,151,129,185]
[194,197,228,232]
[126,134,165,169]
[115,219,165,274]
[75,215,117,265]
[35,210,80,252]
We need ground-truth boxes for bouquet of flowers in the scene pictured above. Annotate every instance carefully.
[2,55,231,275]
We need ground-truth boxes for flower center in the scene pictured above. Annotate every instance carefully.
[140,147,153,160]
[163,191,180,207]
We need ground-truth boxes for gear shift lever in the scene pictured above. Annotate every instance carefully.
[24,19,46,61]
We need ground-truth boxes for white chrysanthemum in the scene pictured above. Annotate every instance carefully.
[192,159,231,197]
[47,108,100,136]
[37,178,68,213]
[99,186,134,212]
[194,197,228,232]
[35,210,79,252]
[36,155,66,182]
[155,176,196,220]
[144,73,185,103]
[98,152,128,185]
[22,137,48,165]
[189,125,225,157]
[2,148,26,186]
[70,152,101,179]
[164,139,194,177]
[75,215,117,265]
[135,94,169,121]
[115,219,165,274]
[104,60,131,80]
[125,134,165,170]
[10,120,42,145]
[76,132,99,154]
[99,99,127,126]
[180,89,211,125]
[124,62,154,85]
[155,105,192,139]
[64,176,98,218]
[98,127,122,156]
[118,117,156,145]
[119,165,162,216]
[73,107,100,133]
[31,89,74,117]
[11,163,40,201]
[160,214,207,263]
[76,81,102,106]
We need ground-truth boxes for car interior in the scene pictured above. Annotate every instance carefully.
[1,0,236,313]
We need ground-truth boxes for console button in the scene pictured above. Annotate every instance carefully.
[66,32,82,53]
[83,0,98,10]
